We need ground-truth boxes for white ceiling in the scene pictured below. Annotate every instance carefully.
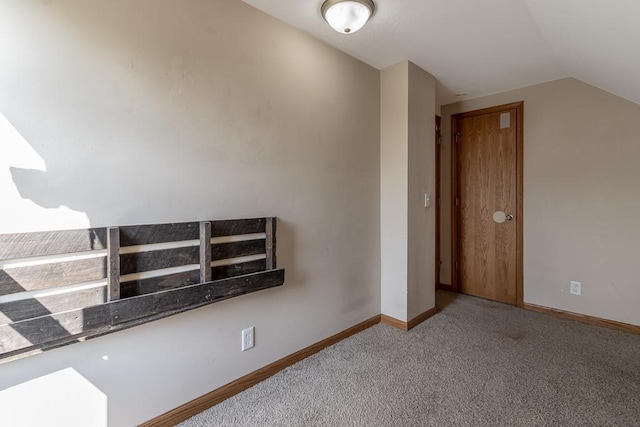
[242,0,640,106]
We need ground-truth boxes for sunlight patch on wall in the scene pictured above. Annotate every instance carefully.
[0,367,107,427]
[0,113,90,233]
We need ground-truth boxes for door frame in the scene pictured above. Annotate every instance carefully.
[450,101,524,307]
[435,115,442,290]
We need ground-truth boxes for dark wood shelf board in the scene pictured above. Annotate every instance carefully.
[0,269,285,363]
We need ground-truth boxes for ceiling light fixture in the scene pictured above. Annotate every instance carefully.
[321,0,375,34]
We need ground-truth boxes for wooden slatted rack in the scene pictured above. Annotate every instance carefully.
[0,217,284,363]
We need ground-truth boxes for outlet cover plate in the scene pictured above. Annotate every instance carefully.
[242,327,254,351]
[570,281,581,295]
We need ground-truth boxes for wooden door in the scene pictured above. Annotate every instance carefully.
[454,104,521,305]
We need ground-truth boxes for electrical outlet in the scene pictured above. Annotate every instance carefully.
[241,327,254,351]
[570,281,581,296]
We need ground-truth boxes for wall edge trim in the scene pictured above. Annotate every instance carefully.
[524,303,640,335]
[381,306,438,331]
[139,314,381,427]
[407,306,438,330]
[380,314,407,330]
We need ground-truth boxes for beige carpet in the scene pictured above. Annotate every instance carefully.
[180,291,640,426]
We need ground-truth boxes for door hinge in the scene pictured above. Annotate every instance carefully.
[455,197,460,207]
[455,261,459,270]
[455,133,461,144]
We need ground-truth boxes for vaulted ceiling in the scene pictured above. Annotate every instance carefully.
[243,0,640,106]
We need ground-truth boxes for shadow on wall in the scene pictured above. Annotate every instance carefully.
[0,235,109,427]
[0,111,98,365]
[0,273,83,344]
[0,0,214,230]
[0,0,291,228]
[0,2,308,425]
[10,168,66,209]
[0,111,92,233]
[0,0,197,413]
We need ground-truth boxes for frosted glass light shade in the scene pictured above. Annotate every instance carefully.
[321,0,375,34]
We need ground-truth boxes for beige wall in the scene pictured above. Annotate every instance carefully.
[380,61,436,322]
[380,62,409,321]
[0,1,381,425]
[407,63,436,320]
[440,78,640,326]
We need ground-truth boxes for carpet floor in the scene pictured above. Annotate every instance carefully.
[179,291,640,426]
